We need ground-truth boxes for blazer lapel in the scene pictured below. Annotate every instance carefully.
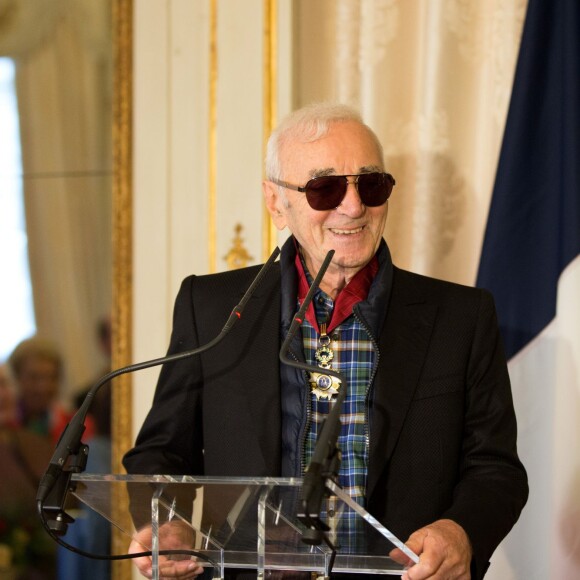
[235,270,283,474]
[367,272,438,500]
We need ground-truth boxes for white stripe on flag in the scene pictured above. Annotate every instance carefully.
[487,255,580,579]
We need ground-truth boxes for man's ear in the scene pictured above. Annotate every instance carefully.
[263,180,288,230]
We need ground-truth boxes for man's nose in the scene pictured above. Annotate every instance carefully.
[337,177,365,216]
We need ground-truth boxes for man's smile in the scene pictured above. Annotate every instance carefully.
[328,225,365,235]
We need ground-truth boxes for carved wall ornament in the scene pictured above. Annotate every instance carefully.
[224,223,254,270]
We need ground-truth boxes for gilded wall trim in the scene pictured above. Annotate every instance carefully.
[111,0,133,577]
[262,0,278,260]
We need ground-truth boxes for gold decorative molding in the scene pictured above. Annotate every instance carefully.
[111,0,133,577]
[262,0,278,260]
[224,223,254,270]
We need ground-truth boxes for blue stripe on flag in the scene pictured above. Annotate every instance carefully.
[476,0,580,359]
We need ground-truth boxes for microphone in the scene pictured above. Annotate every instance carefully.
[278,249,348,549]
[37,246,281,518]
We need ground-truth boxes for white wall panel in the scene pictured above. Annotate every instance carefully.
[132,1,294,449]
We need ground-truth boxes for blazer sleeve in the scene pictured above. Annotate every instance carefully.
[442,290,528,579]
[123,275,205,476]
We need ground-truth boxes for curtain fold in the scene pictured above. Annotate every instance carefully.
[0,0,65,56]
[2,0,112,397]
[295,0,527,285]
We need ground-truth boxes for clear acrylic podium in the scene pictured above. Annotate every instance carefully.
[71,474,418,578]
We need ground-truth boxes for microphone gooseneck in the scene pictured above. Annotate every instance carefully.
[36,246,281,557]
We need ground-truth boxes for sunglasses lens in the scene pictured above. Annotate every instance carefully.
[357,173,394,206]
[305,176,346,211]
[304,173,395,211]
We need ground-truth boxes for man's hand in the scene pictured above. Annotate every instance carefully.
[390,519,472,580]
[129,523,205,579]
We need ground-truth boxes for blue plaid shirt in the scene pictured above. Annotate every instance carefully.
[301,286,378,542]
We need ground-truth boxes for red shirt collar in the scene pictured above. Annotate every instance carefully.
[295,249,379,334]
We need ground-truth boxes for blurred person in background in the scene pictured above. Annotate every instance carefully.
[8,336,70,444]
[57,381,112,580]
[74,314,112,437]
[0,362,56,578]
[59,316,112,580]
[0,361,17,427]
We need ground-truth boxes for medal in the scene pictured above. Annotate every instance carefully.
[314,333,334,367]
[310,371,341,400]
[310,323,341,400]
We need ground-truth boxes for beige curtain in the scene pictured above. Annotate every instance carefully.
[295,0,527,286]
[1,0,112,397]
[293,2,529,577]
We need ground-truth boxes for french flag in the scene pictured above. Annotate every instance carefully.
[476,0,580,578]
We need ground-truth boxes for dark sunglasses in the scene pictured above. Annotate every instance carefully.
[270,172,395,211]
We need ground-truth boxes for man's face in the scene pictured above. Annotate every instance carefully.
[17,356,59,416]
[264,121,388,280]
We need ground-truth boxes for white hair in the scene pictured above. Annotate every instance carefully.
[264,102,384,181]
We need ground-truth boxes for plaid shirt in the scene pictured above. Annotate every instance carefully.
[298,258,379,544]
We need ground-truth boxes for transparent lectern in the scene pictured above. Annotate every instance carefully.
[71,474,417,579]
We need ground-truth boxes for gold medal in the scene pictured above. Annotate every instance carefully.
[315,334,333,367]
[310,371,341,400]
[310,323,341,400]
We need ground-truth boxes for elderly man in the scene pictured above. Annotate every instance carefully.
[8,336,70,443]
[123,103,528,579]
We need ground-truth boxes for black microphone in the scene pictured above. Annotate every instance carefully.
[278,249,348,549]
[37,246,281,512]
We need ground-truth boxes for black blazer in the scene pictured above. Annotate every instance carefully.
[124,264,528,579]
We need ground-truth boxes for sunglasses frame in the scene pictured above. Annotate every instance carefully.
[270,172,395,211]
